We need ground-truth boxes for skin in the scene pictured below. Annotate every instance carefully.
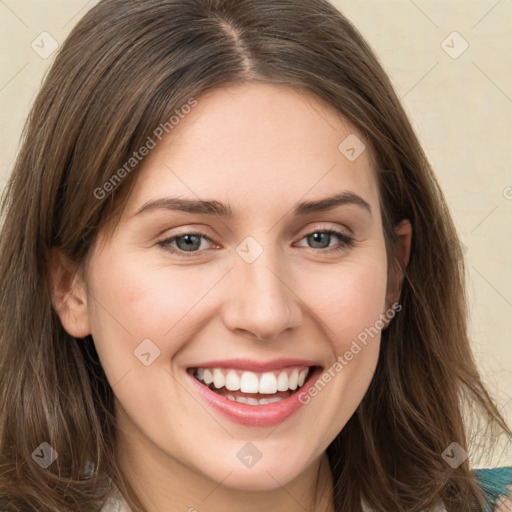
[50,83,412,512]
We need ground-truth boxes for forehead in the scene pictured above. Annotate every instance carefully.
[125,83,379,219]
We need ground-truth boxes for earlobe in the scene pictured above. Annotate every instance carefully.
[47,248,91,338]
[383,219,412,327]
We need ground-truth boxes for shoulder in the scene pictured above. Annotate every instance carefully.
[361,467,512,512]
[100,494,125,512]
[473,466,512,512]
[96,481,131,512]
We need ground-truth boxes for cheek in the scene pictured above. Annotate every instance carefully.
[288,255,388,445]
[300,255,388,351]
[85,248,217,373]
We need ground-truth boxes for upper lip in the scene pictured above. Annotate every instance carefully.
[186,358,322,373]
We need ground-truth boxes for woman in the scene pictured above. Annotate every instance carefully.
[0,0,510,511]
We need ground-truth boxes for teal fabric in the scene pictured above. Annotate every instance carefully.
[474,466,512,511]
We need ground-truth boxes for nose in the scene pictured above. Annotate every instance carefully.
[222,247,303,341]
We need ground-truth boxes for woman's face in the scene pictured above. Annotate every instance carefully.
[64,83,403,494]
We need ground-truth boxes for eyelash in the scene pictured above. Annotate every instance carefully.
[157,228,355,257]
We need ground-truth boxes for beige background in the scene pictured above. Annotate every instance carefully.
[1,1,511,465]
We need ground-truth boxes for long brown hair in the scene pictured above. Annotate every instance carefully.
[0,0,510,510]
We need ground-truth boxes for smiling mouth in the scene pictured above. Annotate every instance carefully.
[187,365,319,406]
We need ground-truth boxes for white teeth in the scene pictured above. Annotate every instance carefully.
[203,369,213,385]
[276,371,289,391]
[258,372,277,394]
[225,394,285,406]
[194,366,312,395]
[240,371,259,393]
[212,369,225,389]
[288,369,299,390]
[225,370,241,391]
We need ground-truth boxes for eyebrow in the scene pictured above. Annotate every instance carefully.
[133,191,372,218]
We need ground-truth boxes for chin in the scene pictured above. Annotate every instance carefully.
[212,466,302,492]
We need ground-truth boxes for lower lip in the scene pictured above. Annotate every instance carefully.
[185,367,323,427]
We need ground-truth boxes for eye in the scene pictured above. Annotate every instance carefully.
[296,229,355,252]
[157,227,355,257]
[157,231,215,256]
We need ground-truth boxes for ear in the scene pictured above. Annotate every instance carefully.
[47,247,91,338]
[383,219,412,327]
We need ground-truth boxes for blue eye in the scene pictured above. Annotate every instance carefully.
[299,229,355,251]
[158,233,214,255]
[157,229,354,257]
